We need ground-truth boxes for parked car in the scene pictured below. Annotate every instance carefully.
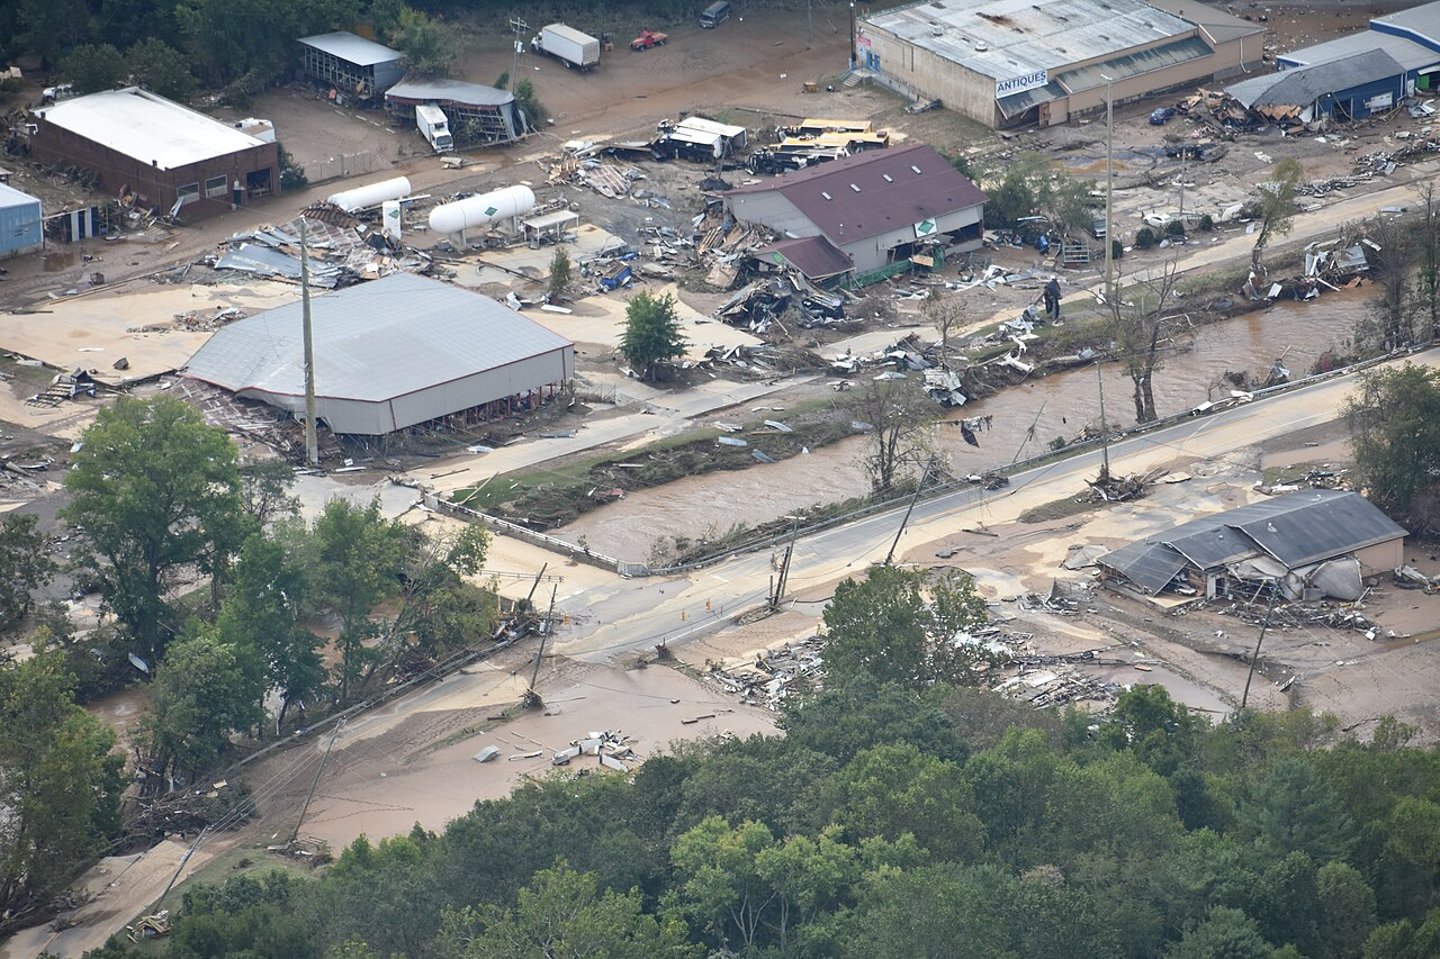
[1149,107,1176,126]
[1089,216,1108,239]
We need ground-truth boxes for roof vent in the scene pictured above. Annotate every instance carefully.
[933,26,944,35]
[911,165,923,174]
[883,173,894,182]
[850,183,861,192]
[974,40,989,51]
[821,191,833,200]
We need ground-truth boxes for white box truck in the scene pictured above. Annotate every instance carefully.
[415,104,453,153]
[530,23,601,70]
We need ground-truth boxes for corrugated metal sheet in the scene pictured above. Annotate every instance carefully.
[1371,0,1440,48]
[997,80,1066,118]
[0,182,43,257]
[297,31,402,67]
[385,78,515,107]
[1097,539,1190,594]
[184,273,574,434]
[864,0,1196,82]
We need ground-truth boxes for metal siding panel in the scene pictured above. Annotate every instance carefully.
[0,195,43,257]
[386,351,572,430]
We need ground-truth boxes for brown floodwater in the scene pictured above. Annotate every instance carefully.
[557,288,1374,560]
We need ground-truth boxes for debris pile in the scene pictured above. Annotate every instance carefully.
[1087,467,1169,503]
[707,636,825,710]
[547,729,637,772]
[208,214,434,287]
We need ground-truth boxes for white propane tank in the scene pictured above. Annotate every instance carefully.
[326,176,413,213]
[428,185,536,235]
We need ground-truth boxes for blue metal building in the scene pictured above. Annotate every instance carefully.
[0,182,43,260]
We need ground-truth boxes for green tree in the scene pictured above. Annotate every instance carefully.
[218,535,323,733]
[620,291,688,381]
[238,458,301,528]
[384,4,455,77]
[828,743,984,862]
[1100,684,1199,776]
[821,565,990,693]
[0,513,55,635]
[146,627,264,777]
[15,0,92,65]
[842,864,1011,959]
[64,396,250,662]
[513,77,545,127]
[1240,756,1355,863]
[0,650,124,914]
[549,245,574,301]
[179,0,359,86]
[1317,861,1377,959]
[453,862,698,959]
[304,498,409,702]
[781,679,970,764]
[62,43,128,93]
[1251,157,1304,276]
[753,827,861,956]
[1104,259,1191,423]
[671,816,778,953]
[127,38,197,101]
[1167,907,1273,959]
[1345,363,1440,533]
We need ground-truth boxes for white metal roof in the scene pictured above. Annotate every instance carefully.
[0,182,40,210]
[1372,0,1440,46]
[184,272,573,404]
[678,116,747,139]
[35,87,266,171]
[297,31,403,66]
[863,0,1196,82]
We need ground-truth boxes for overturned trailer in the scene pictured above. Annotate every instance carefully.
[384,78,525,146]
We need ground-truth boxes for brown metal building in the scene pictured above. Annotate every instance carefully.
[30,87,280,220]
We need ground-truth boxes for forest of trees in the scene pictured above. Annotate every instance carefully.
[0,397,495,922]
[28,559,1436,959]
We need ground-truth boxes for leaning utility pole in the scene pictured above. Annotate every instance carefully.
[523,584,558,709]
[1096,361,1111,484]
[1241,597,1279,710]
[509,18,529,92]
[291,719,344,845]
[884,458,934,566]
[300,219,318,467]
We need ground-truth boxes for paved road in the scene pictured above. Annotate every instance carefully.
[549,347,1440,662]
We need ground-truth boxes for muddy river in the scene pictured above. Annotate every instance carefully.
[557,288,1373,560]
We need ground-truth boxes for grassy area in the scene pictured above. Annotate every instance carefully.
[1017,494,1104,524]
[451,400,855,531]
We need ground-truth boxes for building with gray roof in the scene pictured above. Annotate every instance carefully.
[855,0,1263,128]
[184,273,574,436]
[1097,490,1405,602]
[298,31,405,103]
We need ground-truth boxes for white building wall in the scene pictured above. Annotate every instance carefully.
[864,26,1002,125]
[725,192,819,239]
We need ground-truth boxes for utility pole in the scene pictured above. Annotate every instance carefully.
[523,583,557,708]
[291,719,344,845]
[1240,596,1278,710]
[509,18,528,93]
[1101,75,1116,308]
[849,1,858,70]
[1096,362,1111,484]
[300,219,318,467]
[884,458,933,566]
[771,515,801,609]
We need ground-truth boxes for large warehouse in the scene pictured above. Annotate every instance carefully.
[856,0,1263,128]
[184,273,575,436]
[0,183,43,260]
[725,144,986,277]
[30,87,279,219]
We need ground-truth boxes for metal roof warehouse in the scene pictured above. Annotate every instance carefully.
[856,0,1263,128]
[184,273,575,436]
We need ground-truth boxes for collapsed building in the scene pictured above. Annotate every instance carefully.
[1097,490,1406,603]
[183,273,574,437]
[383,79,526,146]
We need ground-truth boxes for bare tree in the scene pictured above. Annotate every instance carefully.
[1251,157,1304,276]
[924,290,970,369]
[1359,214,1420,353]
[849,376,942,493]
[1417,183,1440,343]
[1104,260,1193,424]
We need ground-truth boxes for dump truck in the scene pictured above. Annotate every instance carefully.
[630,29,668,51]
[415,104,453,153]
[530,23,601,70]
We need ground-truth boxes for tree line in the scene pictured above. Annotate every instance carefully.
[0,396,495,923]
[51,560,1440,959]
